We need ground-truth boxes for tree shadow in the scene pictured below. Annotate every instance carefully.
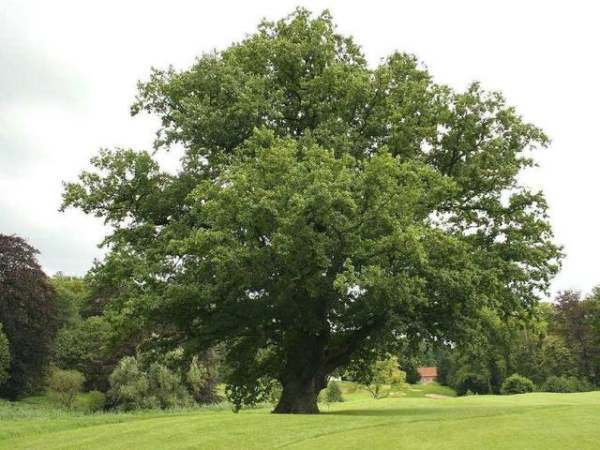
[323,407,442,417]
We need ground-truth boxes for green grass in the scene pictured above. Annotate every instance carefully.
[1,388,599,449]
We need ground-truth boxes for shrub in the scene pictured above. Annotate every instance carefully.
[542,375,571,393]
[147,363,192,409]
[542,375,593,393]
[0,325,9,386]
[48,367,85,408]
[186,356,219,404]
[108,356,192,410]
[323,381,343,403]
[567,376,593,392]
[500,374,534,395]
[402,362,421,384]
[108,356,156,411]
[455,373,490,396]
[358,356,406,399]
[54,316,113,391]
[75,390,106,413]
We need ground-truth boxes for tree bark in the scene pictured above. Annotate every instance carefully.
[273,373,327,414]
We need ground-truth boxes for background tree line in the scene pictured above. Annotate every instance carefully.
[2,233,599,410]
[406,290,600,395]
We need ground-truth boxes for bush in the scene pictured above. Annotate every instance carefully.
[542,375,593,393]
[358,356,406,399]
[147,363,192,409]
[455,373,490,396]
[108,356,156,411]
[75,390,106,413]
[0,325,10,386]
[186,355,219,404]
[323,381,343,403]
[567,376,594,392]
[54,316,113,391]
[48,367,85,408]
[500,374,534,395]
[108,356,192,410]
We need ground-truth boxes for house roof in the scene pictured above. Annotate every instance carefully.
[417,367,438,377]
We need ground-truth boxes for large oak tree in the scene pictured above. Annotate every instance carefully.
[62,9,561,413]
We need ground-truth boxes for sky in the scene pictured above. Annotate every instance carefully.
[0,0,598,296]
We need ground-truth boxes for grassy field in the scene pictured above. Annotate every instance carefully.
[1,384,599,449]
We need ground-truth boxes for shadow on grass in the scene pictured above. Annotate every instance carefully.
[322,407,441,417]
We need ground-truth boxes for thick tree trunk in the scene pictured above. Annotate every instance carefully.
[273,374,327,414]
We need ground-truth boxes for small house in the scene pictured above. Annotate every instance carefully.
[417,367,438,384]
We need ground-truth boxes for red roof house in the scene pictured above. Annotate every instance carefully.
[417,367,438,384]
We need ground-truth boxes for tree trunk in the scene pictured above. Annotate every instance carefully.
[273,374,327,414]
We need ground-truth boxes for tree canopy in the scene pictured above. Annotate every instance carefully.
[0,234,58,399]
[62,9,561,413]
[0,324,10,386]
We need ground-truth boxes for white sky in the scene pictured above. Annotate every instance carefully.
[0,0,598,296]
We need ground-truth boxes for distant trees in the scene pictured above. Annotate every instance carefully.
[50,275,89,328]
[0,234,58,399]
[437,288,600,394]
[550,289,600,384]
[54,316,114,391]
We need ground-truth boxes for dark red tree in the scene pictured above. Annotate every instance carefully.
[0,234,58,399]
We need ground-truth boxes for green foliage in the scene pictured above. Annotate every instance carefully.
[75,390,106,413]
[48,368,85,408]
[438,288,600,395]
[454,372,491,396]
[0,325,10,386]
[357,356,406,399]
[50,275,89,328]
[108,356,155,410]
[108,356,192,411]
[549,290,600,385]
[444,306,551,393]
[147,363,193,409]
[542,376,593,393]
[403,361,421,385]
[500,374,534,395]
[541,376,570,393]
[538,334,576,376]
[61,8,561,412]
[54,316,113,391]
[322,381,344,403]
[186,355,219,404]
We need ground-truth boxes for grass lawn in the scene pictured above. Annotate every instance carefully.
[1,384,599,449]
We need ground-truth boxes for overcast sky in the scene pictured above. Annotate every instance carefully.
[1,0,598,296]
